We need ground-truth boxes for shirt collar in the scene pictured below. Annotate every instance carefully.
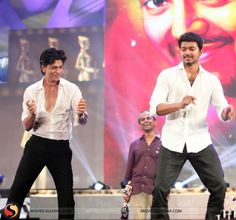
[36,77,65,91]
[177,62,204,74]
[140,134,160,141]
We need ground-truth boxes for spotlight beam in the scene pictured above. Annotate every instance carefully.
[70,138,97,183]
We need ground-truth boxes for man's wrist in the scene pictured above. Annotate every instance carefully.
[78,112,88,125]
[31,112,36,118]
[78,112,85,117]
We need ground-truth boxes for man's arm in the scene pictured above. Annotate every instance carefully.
[122,146,134,203]
[156,96,196,116]
[150,70,195,116]
[76,98,87,125]
[23,114,36,131]
[22,100,36,131]
[124,145,135,182]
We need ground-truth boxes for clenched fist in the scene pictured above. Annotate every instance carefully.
[77,98,87,115]
[26,100,37,116]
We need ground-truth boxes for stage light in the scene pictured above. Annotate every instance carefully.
[173,181,188,189]
[174,181,183,189]
[0,174,4,185]
[90,181,110,190]
[94,182,104,190]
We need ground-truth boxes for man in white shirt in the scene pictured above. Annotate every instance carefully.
[1,48,87,220]
[149,32,235,220]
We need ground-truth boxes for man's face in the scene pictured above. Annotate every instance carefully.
[139,113,156,132]
[41,60,63,83]
[180,41,202,66]
[140,0,236,96]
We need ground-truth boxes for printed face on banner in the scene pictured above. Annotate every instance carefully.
[139,0,236,95]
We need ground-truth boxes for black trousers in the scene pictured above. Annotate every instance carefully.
[2,135,75,220]
[151,144,226,220]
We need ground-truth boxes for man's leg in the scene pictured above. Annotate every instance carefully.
[146,193,153,220]
[46,140,74,220]
[189,144,226,220]
[130,192,149,219]
[1,136,45,219]
[151,146,187,220]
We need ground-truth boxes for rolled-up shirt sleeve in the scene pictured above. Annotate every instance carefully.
[21,87,34,122]
[149,70,170,115]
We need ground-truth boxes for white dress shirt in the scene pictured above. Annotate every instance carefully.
[22,78,83,140]
[150,62,229,153]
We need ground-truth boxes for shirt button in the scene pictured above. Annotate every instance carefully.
[148,148,151,151]
[144,166,147,169]
[143,176,146,178]
[146,156,149,160]
[141,184,144,187]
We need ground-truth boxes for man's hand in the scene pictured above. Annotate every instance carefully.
[23,100,37,131]
[123,194,131,203]
[26,100,36,116]
[77,98,87,115]
[181,95,196,109]
[221,105,236,121]
[122,181,132,203]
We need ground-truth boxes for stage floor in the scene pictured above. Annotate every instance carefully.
[29,188,236,219]
[1,188,236,219]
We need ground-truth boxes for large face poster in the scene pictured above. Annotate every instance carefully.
[105,0,236,187]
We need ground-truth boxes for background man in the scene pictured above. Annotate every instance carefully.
[122,110,161,220]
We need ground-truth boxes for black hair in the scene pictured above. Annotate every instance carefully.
[178,32,204,50]
[138,110,156,124]
[39,48,67,75]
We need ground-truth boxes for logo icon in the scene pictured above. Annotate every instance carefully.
[1,202,20,219]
